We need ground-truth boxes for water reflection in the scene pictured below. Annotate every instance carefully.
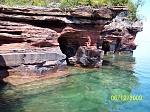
[0,54,139,112]
[0,83,25,112]
[0,54,24,112]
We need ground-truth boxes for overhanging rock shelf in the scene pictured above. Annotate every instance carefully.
[0,6,142,83]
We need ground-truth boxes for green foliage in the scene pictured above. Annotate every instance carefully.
[0,0,52,7]
[59,0,145,21]
[0,0,145,21]
[110,0,129,6]
[127,1,137,21]
[90,0,107,7]
[0,0,5,4]
[60,0,76,8]
[127,0,145,21]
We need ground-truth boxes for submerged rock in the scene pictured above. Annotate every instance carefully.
[0,6,142,84]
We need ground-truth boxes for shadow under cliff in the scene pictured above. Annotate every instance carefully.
[0,55,24,112]
[0,55,9,83]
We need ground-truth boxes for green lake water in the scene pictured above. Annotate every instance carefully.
[0,42,150,112]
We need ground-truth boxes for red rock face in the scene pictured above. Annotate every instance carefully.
[1,5,143,85]
[0,6,126,51]
[0,7,131,71]
[99,16,143,54]
[68,46,104,67]
[58,25,102,57]
[0,6,143,84]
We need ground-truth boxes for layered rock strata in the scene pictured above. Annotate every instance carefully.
[99,13,143,54]
[0,5,138,83]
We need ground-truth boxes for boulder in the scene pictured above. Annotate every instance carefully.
[0,6,142,84]
[68,46,104,68]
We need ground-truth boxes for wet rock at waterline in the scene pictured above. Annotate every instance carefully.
[68,46,104,67]
[0,6,142,84]
[0,47,66,74]
[99,13,143,54]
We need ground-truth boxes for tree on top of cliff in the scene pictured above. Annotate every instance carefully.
[0,0,145,21]
[60,0,145,21]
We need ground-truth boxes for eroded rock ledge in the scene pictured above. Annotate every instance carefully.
[99,13,143,54]
[0,6,142,84]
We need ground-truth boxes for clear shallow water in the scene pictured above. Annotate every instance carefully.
[0,42,150,112]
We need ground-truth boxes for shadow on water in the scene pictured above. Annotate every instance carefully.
[0,55,9,82]
[0,54,139,112]
[4,54,138,112]
[0,84,25,112]
[0,55,25,112]
[102,60,113,66]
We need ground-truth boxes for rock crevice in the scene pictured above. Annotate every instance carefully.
[0,6,142,84]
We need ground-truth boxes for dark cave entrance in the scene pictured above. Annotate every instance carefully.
[58,37,80,65]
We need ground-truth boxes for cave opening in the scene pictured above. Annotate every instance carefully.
[102,40,110,54]
[58,37,80,65]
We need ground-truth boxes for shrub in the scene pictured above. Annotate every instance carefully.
[0,0,145,21]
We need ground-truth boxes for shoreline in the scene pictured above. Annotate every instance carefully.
[3,69,69,86]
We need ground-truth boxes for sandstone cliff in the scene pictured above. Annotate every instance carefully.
[0,5,142,84]
[99,12,143,54]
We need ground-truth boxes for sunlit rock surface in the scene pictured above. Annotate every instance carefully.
[68,46,104,67]
[0,5,142,84]
[99,12,143,54]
